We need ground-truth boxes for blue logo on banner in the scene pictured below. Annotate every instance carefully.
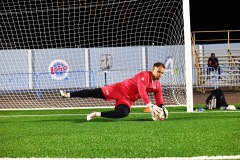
[49,59,69,80]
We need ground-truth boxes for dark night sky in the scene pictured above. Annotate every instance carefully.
[190,0,240,31]
[0,0,239,49]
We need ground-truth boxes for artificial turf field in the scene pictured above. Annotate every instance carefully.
[0,106,240,159]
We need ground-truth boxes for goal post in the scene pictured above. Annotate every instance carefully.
[183,0,194,112]
[0,0,193,111]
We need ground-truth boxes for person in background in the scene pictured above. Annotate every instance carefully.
[207,53,221,79]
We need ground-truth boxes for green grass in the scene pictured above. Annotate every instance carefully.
[0,107,240,158]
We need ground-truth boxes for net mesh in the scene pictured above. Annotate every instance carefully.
[0,0,186,109]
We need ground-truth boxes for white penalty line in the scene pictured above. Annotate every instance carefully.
[1,156,240,160]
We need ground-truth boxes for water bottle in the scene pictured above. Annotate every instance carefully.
[208,101,212,110]
[212,95,216,109]
[198,107,204,112]
[210,98,214,109]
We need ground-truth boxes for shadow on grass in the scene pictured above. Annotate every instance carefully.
[8,111,240,124]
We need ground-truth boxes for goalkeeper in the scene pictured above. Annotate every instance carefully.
[60,62,168,121]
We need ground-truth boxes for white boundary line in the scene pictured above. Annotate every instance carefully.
[1,156,240,160]
[0,105,183,111]
[0,111,240,118]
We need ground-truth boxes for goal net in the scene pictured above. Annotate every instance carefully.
[0,0,191,109]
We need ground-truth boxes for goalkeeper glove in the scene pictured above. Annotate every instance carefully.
[147,102,163,116]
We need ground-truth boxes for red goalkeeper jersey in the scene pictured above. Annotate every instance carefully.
[101,71,164,107]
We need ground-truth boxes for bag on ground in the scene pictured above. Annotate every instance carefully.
[206,89,228,109]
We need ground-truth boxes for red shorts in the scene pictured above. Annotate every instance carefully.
[101,83,134,109]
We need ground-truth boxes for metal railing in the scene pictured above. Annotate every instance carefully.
[192,30,240,93]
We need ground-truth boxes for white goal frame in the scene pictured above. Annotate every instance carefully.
[183,0,194,112]
[0,0,193,112]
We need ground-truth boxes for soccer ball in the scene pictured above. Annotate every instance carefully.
[152,110,166,121]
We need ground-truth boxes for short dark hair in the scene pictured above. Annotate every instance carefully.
[211,53,215,56]
[153,62,165,69]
